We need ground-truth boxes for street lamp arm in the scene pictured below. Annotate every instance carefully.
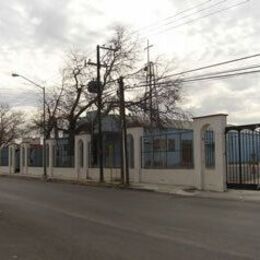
[11,73,44,90]
[11,72,47,180]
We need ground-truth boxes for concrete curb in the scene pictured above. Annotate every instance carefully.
[0,173,127,190]
[1,173,260,202]
[129,183,260,202]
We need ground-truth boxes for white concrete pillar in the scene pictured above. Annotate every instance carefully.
[8,144,16,174]
[20,145,23,174]
[193,122,203,190]
[193,114,227,191]
[75,134,91,179]
[8,146,11,174]
[127,127,144,183]
[46,139,56,177]
[20,143,29,175]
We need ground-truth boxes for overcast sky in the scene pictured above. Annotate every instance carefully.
[0,0,259,124]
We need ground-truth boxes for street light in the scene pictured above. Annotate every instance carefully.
[11,73,47,179]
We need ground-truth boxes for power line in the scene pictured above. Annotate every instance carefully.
[135,52,260,86]
[157,52,260,80]
[88,0,249,73]
[142,0,250,38]
[182,69,260,83]
[8,52,258,103]
[138,0,229,36]
[79,0,249,76]
[102,53,260,94]
[129,0,214,35]
[180,63,260,80]
[87,0,236,61]
[131,68,260,89]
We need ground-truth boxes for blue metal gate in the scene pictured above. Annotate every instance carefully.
[226,124,260,189]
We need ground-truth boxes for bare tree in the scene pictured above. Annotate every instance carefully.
[0,103,25,147]
[94,27,188,128]
[50,27,141,140]
[31,26,188,141]
[99,26,141,115]
[31,82,65,139]
[56,51,97,142]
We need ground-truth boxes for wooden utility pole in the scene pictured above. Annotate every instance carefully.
[118,77,129,185]
[144,40,154,126]
[88,45,118,183]
[96,45,104,182]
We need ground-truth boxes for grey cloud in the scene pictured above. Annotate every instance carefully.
[0,0,260,125]
[0,90,41,107]
[167,0,260,124]
[183,75,260,124]
[0,0,105,52]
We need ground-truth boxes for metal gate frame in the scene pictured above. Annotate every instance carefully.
[225,123,260,190]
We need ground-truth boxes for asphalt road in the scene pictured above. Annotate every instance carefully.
[0,177,259,260]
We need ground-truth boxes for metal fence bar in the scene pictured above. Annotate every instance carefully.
[142,130,194,169]
[0,147,9,166]
[55,138,75,168]
[238,131,242,185]
[226,126,260,189]
[28,145,43,167]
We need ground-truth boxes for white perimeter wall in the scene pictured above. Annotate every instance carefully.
[0,114,228,192]
[88,168,121,182]
[140,169,196,187]
[0,166,9,174]
[52,167,76,180]
[28,167,44,177]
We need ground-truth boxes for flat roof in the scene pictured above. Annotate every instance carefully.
[193,113,228,120]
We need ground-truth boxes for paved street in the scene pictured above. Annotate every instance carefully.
[0,177,260,260]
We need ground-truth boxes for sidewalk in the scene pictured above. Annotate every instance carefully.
[130,183,260,203]
[1,173,260,202]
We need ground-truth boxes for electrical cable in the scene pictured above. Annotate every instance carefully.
[137,0,229,36]
[129,0,215,35]
[141,52,260,83]
[142,0,250,38]
[132,68,260,89]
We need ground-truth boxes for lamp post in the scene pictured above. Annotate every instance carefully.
[11,73,47,179]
